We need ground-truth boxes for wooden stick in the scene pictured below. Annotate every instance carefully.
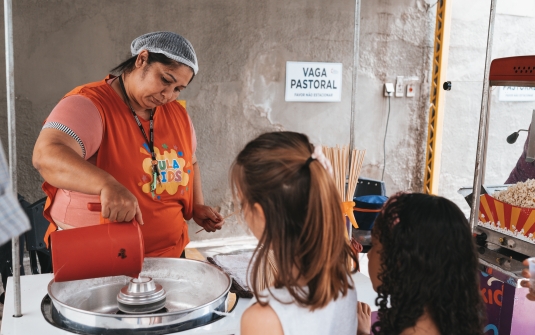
[195,210,238,234]
[346,148,366,201]
[322,145,366,202]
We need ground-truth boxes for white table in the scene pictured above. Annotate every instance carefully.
[1,240,377,335]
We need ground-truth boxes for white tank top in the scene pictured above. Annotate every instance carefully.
[250,286,358,335]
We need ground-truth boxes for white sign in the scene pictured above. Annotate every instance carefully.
[499,86,535,102]
[285,61,342,102]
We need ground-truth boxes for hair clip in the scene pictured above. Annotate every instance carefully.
[311,145,334,176]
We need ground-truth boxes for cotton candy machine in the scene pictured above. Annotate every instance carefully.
[44,258,232,334]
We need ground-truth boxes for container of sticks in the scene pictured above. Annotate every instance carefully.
[322,145,366,238]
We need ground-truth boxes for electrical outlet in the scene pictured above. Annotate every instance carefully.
[395,76,404,97]
[406,83,415,97]
[384,83,394,97]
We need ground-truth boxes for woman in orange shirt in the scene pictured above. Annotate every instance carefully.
[32,31,224,258]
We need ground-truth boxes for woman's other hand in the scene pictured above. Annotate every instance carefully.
[520,259,535,301]
[357,301,371,335]
[100,181,144,225]
[193,204,224,232]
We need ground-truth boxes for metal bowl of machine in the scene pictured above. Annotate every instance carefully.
[47,258,232,334]
[116,276,168,314]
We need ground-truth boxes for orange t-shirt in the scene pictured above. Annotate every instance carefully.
[42,75,195,257]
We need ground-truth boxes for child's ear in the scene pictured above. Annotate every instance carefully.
[253,203,266,229]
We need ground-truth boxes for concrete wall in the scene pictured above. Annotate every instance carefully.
[0,0,436,241]
[356,0,434,193]
[440,0,535,214]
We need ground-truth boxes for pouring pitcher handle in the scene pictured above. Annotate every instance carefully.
[86,202,140,226]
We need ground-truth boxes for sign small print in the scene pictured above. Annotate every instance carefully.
[499,86,535,102]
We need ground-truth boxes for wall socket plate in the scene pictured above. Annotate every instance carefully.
[384,83,394,97]
[406,83,415,97]
[395,76,404,97]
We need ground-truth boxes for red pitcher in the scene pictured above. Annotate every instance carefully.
[50,203,144,282]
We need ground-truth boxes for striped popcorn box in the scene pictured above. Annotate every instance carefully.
[479,194,535,242]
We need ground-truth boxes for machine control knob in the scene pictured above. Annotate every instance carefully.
[507,239,516,248]
[443,81,452,91]
[474,232,487,246]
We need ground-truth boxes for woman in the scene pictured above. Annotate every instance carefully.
[505,127,535,184]
[366,193,486,335]
[33,31,223,258]
[231,132,359,335]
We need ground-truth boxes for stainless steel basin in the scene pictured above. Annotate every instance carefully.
[47,258,232,334]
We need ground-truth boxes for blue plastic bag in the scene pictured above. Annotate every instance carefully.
[353,195,388,231]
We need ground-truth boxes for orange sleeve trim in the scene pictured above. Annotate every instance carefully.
[41,182,58,249]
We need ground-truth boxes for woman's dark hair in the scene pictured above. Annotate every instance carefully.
[231,131,358,310]
[371,193,486,335]
[110,52,195,82]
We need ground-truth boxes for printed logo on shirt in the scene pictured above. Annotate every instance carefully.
[140,146,190,196]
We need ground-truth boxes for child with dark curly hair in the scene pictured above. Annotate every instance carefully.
[232,131,360,335]
[366,193,486,335]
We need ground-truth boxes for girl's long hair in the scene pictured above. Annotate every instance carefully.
[231,131,358,310]
[371,193,486,335]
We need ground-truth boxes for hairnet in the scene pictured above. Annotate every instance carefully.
[131,31,198,75]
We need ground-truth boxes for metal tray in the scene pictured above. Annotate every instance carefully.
[47,258,232,334]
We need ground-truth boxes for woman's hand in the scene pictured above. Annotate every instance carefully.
[520,259,535,301]
[357,301,371,335]
[193,204,224,232]
[100,181,144,225]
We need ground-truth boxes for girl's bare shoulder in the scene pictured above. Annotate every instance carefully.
[241,302,284,335]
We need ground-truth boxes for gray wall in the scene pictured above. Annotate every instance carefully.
[356,0,434,192]
[1,0,435,241]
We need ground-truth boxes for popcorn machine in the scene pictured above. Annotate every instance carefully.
[464,55,535,334]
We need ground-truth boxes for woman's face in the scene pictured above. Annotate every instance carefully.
[129,51,194,110]
[367,234,383,291]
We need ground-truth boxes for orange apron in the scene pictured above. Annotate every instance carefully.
[43,75,194,257]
